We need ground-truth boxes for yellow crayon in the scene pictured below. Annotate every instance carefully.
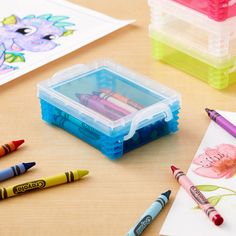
[0,169,89,200]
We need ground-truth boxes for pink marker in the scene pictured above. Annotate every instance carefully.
[171,165,224,226]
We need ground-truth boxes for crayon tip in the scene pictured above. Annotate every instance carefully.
[75,93,90,104]
[162,190,171,200]
[78,170,89,178]
[171,165,178,173]
[212,214,224,226]
[205,108,213,114]
[23,162,36,170]
[93,91,100,96]
[12,139,25,149]
[100,88,110,93]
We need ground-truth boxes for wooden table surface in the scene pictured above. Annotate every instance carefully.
[0,0,235,235]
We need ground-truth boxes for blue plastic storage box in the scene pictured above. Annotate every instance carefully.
[37,59,181,160]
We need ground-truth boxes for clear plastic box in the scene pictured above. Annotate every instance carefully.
[150,28,236,89]
[172,0,236,22]
[148,0,236,59]
[37,59,181,160]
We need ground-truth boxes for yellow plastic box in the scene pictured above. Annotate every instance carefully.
[150,29,236,89]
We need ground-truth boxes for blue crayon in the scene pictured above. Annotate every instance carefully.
[126,190,171,236]
[0,162,36,182]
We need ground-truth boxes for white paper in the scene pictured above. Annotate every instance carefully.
[160,111,236,236]
[0,0,134,85]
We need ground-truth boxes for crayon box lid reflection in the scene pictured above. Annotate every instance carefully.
[37,59,181,138]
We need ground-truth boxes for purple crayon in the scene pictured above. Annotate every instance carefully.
[205,108,236,138]
[93,91,138,113]
[76,93,130,120]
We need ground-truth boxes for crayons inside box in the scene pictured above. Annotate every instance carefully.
[37,59,180,160]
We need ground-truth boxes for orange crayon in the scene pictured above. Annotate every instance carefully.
[101,88,144,110]
[0,140,24,157]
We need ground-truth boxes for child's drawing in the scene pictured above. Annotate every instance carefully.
[0,14,75,74]
[193,143,236,207]
[195,184,236,207]
[193,144,236,179]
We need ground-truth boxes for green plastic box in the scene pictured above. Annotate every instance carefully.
[150,29,236,89]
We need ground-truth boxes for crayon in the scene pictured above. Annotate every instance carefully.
[171,165,224,226]
[205,108,236,138]
[0,162,36,182]
[76,93,121,120]
[95,94,131,116]
[78,93,130,115]
[76,93,130,120]
[100,88,144,110]
[0,139,24,157]
[53,115,101,146]
[0,169,88,200]
[126,190,171,236]
[93,91,138,113]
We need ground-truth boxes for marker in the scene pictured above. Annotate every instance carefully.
[93,91,138,113]
[205,108,236,138]
[0,140,24,157]
[100,88,144,110]
[0,169,88,200]
[126,190,171,236]
[171,165,224,226]
[76,93,130,120]
[0,162,36,182]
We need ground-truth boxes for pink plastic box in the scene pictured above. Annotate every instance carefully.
[173,0,236,21]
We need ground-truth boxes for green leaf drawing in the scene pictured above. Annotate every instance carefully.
[193,184,236,209]
[4,52,25,63]
[62,29,75,37]
[2,15,17,25]
[207,196,222,206]
[196,185,220,192]
[194,195,222,209]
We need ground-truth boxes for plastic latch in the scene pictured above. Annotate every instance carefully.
[123,103,173,141]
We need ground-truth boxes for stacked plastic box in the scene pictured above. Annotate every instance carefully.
[148,0,236,89]
[38,59,181,160]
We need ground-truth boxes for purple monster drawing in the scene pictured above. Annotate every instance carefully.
[0,14,75,75]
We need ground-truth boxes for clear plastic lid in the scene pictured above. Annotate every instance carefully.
[149,0,236,35]
[38,59,180,138]
[148,0,236,60]
[173,0,236,22]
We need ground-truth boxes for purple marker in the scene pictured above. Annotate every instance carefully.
[205,108,236,138]
[76,93,128,120]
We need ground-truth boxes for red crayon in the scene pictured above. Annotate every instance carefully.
[0,140,24,157]
[171,165,224,226]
